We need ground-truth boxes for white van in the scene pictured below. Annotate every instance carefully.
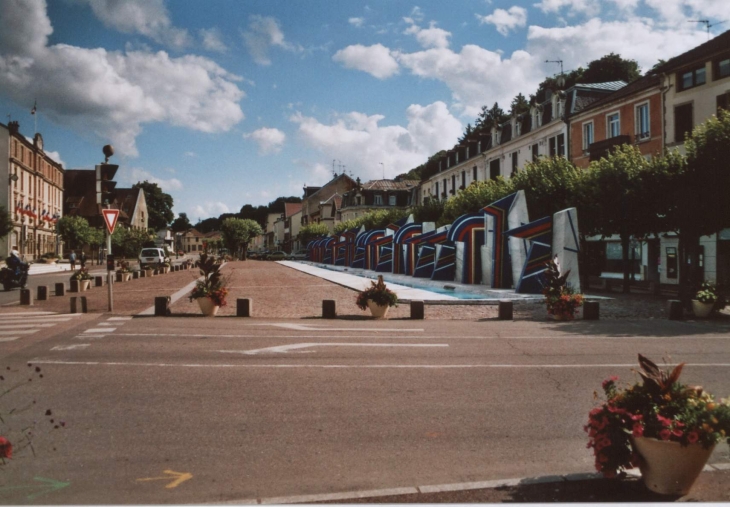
[138,248,170,269]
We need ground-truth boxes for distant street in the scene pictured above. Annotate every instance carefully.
[1,314,729,504]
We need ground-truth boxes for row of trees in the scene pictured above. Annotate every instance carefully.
[312,111,729,306]
[56,215,156,259]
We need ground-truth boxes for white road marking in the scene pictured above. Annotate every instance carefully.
[74,334,106,340]
[107,317,133,321]
[97,323,117,326]
[26,361,730,369]
[0,323,56,329]
[51,344,90,351]
[219,343,450,355]
[257,323,424,332]
[0,329,39,335]
[84,327,116,333]
[0,311,63,316]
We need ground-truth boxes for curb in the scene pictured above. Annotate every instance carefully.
[209,464,730,505]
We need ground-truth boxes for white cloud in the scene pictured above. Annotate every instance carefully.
[82,0,191,49]
[477,6,528,36]
[184,151,197,157]
[332,44,400,79]
[0,0,245,157]
[243,127,286,155]
[348,17,364,27]
[190,202,231,220]
[45,150,64,167]
[127,168,183,191]
[199,27,227,52]
[242,15,295,65]
[290,101,462,183]
[533,0,601,16]
[404,20,452,49]
[409,6,425,23]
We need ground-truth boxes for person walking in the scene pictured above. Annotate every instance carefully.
[80,251,87,269]
[69,250,77,270]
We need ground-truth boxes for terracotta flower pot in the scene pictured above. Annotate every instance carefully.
[692,300,714,318]
[79,280,90,292]
[367,300,389,319]
[632,436,715,496]
[197,297,220,317]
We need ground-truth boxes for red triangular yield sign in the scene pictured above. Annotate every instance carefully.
[102,209,120,234]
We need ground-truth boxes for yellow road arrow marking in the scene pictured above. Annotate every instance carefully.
[136,470,192,489]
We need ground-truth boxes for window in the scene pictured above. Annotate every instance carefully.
[532,143,539,161]
[607,113,620,138]
[511,152,518,175]
[674,103,693,143]
[472,165,477,182]
[582,122,594,150]
[489,159,500,180]
[455,151,459,164]
[636,103,650,140]
[451,174,456,194]
[374,194,383,205]
[477,141,481,153]
[549,137,557,157]
[446,156,450,168]
[715,58,730,80]
[718,93,729,114]
[461,171,465,188]
[465,146,470,159]
[434,182,439,198]
[678,65,706,91]
[442,178,447,196]
[557,134,565,157]
[388,195,396,206]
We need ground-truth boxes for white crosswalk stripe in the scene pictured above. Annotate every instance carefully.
[0,311,83,342]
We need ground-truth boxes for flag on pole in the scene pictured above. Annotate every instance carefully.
[31,100,37,115]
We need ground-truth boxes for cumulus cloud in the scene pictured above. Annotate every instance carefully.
[199,27,227,52]
[45,150,64,167]
[404,20,452,49]
[82,0,191,49]
[243,127,286,154]
[127,168,183,191]
[290,101,462,182]
[242,15,296,65]
[190,202,230,219]
[477,6,528,36]
[348,17,364,27]
[0,0,245,157]
[533,0,601,16]
[332,44,400,79]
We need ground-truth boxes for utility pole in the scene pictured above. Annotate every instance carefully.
[546,59,565,87]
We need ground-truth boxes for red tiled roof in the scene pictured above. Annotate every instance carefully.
[284,202,302,217]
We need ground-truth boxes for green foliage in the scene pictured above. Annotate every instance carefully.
[411,199,445,224]
[299,223,329,245]
[132,181,174,231]
[334,219,361,236]
[582,53,641,84]
[220,218,263,258]
[441,178,513,225]
[110,226,154,258]
[509,93,530,117]
[0,206,12,239]
[189,252,229,306]
[170,213,191,233]
[85,228,105,248]
[356,275,398,310]
[57,216,92,250]
[361,209,408,231]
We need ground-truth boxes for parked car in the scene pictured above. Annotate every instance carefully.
[289,250,308,260]
[267,251,288,261]
[138,248,170,269]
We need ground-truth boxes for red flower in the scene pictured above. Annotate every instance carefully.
[602,376,619,389]
[632,423,644,437]
[687,431,699,444]
[659,429,671,441]
[671,428,683,438]
[0,437,12,459]
[656,414,672,427]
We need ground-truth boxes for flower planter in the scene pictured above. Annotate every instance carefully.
[197,297,220,317]
[631,436,715,496]
[367,300,389,319]
[692,300,714,318]
[163,267,170,274]
[78,280,90,292]
[145,269,153,278]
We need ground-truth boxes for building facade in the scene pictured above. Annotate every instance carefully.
[0,121,64,260]
[340,178,419,222]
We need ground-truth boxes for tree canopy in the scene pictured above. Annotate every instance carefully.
[0,206,12,240]
[133,181,174,231]
[220,218,263,259]
[170,212,191,233]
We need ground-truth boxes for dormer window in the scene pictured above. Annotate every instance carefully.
[447,156,451,168]
[455,151,459,164]
[466,146,470,159]
[477,141,481,153]
[492,127,500,146]
[439,160,442,172]
[515,121,521,137]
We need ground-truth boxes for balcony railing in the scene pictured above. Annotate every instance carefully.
[589,135,631,162]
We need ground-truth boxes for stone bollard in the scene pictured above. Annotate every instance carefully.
[37,285,49,301]
[133,271,140,279]
[322,300,336,319]
[237,298,252,317]
[498,300,513,320]
[70,279,79,293]
[95,276,104,287]
[20,289,33,306]
[583,301,600,320]
[55,282,65,296]
[116,272,123,282]
[154,296,171,316]
[70,296,88,314]
[410,300,425,320]
[140,270,146,278]
[667,300,684,320]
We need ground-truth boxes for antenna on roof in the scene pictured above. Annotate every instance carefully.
[379,162,385,179]
[545,59,565,87]
[688,19,724,41]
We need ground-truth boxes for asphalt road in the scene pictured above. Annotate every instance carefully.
[1,314,729,504]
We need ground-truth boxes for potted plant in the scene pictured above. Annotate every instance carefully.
[188,252,229,316]
[356,275,398,319]
[39,252,58,264]
[70,267,93,291]
[160,260,171,274]
[116,261,132,282]
[542,256,583,320]
[692,281,718,318]
[585,354,730,495]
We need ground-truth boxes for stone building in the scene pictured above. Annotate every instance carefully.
[340,178,420,222]
[0,121,64,260]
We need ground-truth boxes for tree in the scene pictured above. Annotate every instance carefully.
[220,218,263,260]
[111,226,154,259]
[441,177,514,226]
[582,53,641,84]
[239,204,269,228]
[0,206,12,240]
[58,216,92,251]
[458,123,475,144]
[509,93,530,117]
[132,181,174,231]
[475,102,508,133]
[299,223,329,246]
[86,228,105,265]
[170,213,191,233]
[195,217,221,234]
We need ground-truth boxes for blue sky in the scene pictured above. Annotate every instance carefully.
[0,0,725,223]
